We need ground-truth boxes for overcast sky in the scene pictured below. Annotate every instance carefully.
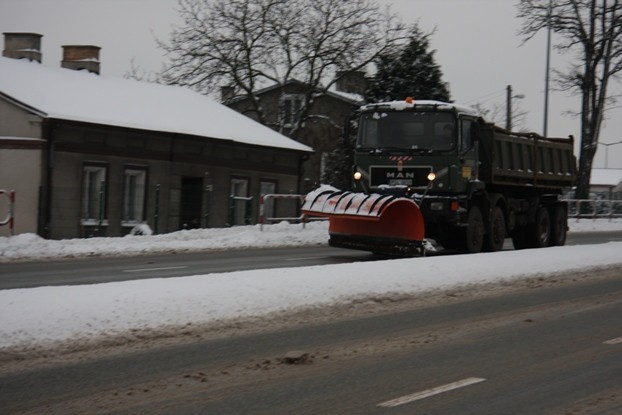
[1,0,621,168]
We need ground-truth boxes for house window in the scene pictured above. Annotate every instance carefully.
[82,163,107,221]
[281,94,304,127]
[230,177,250,226]
[123,167,147,222]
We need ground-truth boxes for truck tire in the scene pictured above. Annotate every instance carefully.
[550,205,568,246]
[461,205,484,254]
[511,225,529,250]
[438,229,462,251]
[484,206,505,252]
[531,207,551,248]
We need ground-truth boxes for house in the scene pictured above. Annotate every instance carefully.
[0,33,312,239]
[225,74,366,189]
[590,168,622,200]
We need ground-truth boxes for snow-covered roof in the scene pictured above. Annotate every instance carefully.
[361,99,479,116]
[325,88,365,105]
[228,78,365,106]
[0,57,312,153]
[591,168,622,186]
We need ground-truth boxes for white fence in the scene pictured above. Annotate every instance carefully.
[564,199,622,220]
[258,193,326,230]
[257,194,622,231]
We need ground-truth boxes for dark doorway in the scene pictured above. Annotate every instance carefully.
[179,177,203,230]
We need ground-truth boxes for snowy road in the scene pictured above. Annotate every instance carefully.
[1,269,620,414]
[2,230,621,290]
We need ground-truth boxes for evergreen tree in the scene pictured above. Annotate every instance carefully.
[366,26,451,103]
[323,26,452,188]
[321,116,357,189]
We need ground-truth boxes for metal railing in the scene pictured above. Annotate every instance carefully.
[259,193,326,230]
[563,199,622,220]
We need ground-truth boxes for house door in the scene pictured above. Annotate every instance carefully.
[179,177,203,229]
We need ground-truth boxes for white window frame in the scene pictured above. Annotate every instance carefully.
[122,167,147,224]
[281,94,304,127]
[230,177,250,226]
[81,164,107,224]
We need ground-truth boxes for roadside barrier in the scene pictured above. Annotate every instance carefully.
[259,194,326,230]
[563,199,622,220]
[0,189,15,236]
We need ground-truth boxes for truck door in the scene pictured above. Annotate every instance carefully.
[459,117,479,181]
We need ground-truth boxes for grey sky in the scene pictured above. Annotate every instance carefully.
[1,0,621,168]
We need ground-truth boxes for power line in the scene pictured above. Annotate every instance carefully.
[463,88,506,104]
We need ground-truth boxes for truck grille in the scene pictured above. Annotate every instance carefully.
[370,166,431,187]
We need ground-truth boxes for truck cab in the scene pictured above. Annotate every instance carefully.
[354,99,480,194]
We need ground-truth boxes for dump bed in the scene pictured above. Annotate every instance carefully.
[478,123,576,190]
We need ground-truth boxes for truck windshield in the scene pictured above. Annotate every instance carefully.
[357,111,457,152]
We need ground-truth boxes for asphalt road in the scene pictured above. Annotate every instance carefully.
[1,271,620,414]
[1,230,621,289]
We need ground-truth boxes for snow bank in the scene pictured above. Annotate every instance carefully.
[0,219,621,350]
[1,218,621,262]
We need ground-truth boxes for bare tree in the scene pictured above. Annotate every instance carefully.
[471,101,529,132]
[517,0,622,199]
[159,0,408,134]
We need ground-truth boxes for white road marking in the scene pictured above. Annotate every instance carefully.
[604,337,622,345]
[285,257,325,261]
[377,377,486,408]
[123,266,188,273]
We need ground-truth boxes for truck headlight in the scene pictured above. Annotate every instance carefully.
[353,171,362,181]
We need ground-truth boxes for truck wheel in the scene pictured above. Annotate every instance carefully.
[531,207,551,248]
[439,230,462,251]
[550,205,567,246]
[484,206,505,252]
[511,225,529,250]
[461,206,484,254]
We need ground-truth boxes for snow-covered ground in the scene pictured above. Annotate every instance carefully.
[1,219,621,352]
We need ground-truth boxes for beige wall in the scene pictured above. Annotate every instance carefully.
[0,145,42,236]
[0,98,44,236]
[0,99,43,138]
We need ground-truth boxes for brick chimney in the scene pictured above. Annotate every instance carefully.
[2,32,43,63]
[335,70,368,95]
[61,45,101,74]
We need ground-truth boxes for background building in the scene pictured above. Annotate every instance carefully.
[226,74,366,190]
[0,33,311,238]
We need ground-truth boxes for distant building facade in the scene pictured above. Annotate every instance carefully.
[589,168,622,200]
[225,73,366,190]
[0,33,311,239]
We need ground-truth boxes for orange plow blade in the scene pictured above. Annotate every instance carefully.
[302,188,425,255]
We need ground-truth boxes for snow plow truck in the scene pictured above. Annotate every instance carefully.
[302,99,576,256]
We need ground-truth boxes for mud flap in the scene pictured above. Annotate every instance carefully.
[302,188,425,255]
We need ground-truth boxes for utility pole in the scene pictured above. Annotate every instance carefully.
[506,85,512,131]
[543,0,552,138]
[506,85,524,131]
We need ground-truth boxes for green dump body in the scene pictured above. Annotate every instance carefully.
[479,124,575,191]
